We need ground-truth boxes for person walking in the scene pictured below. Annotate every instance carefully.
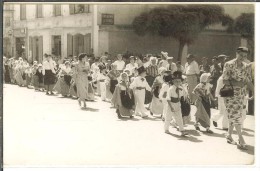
[222,47,253,150]
[75,53,90,109]
[184,54,200,104]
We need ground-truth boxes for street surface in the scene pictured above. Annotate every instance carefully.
[3,84,255,166]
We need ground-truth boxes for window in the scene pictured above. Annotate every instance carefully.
[36,4,43,18]
[5,17,11,27]
[69,4,90,14]
[53,4,61,16]
[102,14,114,25]
[20,4,26,20]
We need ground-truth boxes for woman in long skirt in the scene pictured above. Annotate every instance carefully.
[54,61,72,96]
[75,53,90,108]
[69,63,78,98]
[149,67,166,116]
[43,55,57,95]
[181,76,191,125]
[192,73,215,133]
[112,72,135,118]
[107,64,120,94]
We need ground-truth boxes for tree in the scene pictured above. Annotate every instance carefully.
[234,13,254,61]
[132,5,233,61]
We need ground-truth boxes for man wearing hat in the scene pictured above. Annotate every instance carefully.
[210,56,222,99]
[146,57,159,86]
[184,54,200,104]
[217,54,227,71]
[130,66,151,118]
[166,56,177,74]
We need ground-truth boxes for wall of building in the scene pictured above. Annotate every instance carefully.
[100,28,241,65]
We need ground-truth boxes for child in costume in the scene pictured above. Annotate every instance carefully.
[159,71,172,120]
[97,65,108,101]
[130,66,151,118]
[112,72,135,119]
[164,71,188,136]
[149,67,167,116]
[193,73,215,133]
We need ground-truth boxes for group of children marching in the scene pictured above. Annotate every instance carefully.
[4,54,217,137]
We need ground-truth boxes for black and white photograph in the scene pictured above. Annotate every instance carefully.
[1,1,257,168]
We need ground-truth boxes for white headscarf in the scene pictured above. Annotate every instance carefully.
[200,73,211,83]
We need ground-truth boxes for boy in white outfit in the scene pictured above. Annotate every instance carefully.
[159,71,172,121]
[164,71,188,136]
[97,66,108,101]
[130,66,151,118]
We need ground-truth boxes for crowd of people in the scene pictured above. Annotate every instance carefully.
[3,47,254,150]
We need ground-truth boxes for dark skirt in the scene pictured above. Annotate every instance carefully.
[121,90,135,109]
[180,96,191,117]
[64,75,72,86]
[110,80,118,94]
[44,70,56,85]
[145,90,153,104]
[201,97,211,118]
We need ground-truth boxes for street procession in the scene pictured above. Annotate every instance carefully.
[3,47,254,149]
[2,3,255,166]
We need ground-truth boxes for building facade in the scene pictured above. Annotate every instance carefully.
[8,3,253,63]
[3,4,14,58]
[12,4,96,63]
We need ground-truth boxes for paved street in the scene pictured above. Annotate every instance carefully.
[3,84,255,166]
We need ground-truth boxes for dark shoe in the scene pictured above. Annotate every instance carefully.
[222,128,228,131]
[150,111,153,116]
[206,129,214,134]
[50,91,54,95]
[129,115,134,119]
[226,136,236,145]
[213,121,218,127]
[237,141,248,150]
[46,92,49,95]
[195,125,200,131]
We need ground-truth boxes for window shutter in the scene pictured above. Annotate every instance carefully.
[69,5,75,14]
[84,5,90,13]
[67,34,73,57]
[29,36,33,63]
[38,36,43,63]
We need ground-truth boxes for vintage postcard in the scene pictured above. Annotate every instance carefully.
[2,1,256,168]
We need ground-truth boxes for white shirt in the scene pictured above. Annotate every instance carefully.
[166,62,177,73]
[97,72,108,81]
[184,60,200,75]
[130,76,151,91]
[159,60,169,68]
[159,83,170,100]
[143,61,150,68]
[166,85,184,110]
[42,60,56,74]
[113,60,125,70]
[125,63,138,75]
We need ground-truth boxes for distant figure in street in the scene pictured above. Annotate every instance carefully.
[184,54,200,104]
[210,56,222,98]
[199,57,210,75]
[75,53,90,109]
[43,55,56,95]
[113,54,125,73]
[166,57,177,74]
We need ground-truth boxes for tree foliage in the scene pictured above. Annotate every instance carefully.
[234,13,254,60]
[132,5,233,61]
[234,13,254,40]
